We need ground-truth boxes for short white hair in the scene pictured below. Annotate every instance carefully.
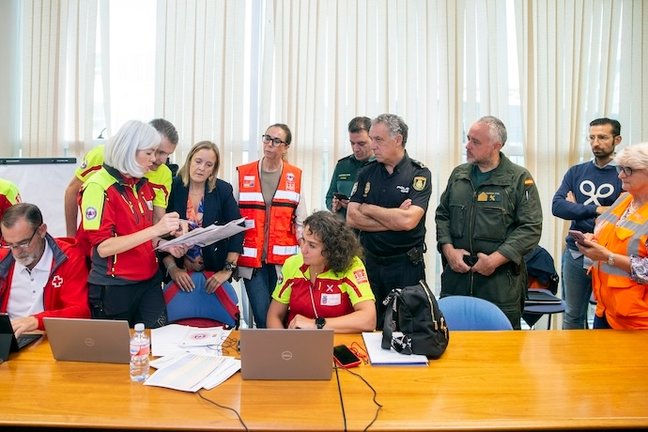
[615,142,648,170]
[104,120,161,177]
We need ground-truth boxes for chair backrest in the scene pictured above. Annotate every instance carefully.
[163,271,240,328]
[438,295,513,331]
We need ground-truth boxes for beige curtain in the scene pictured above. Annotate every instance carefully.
[155,0,248,180]
[517,0,647,264]
[21,0,99,157]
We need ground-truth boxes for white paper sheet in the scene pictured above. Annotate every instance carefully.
[155,217,249,251]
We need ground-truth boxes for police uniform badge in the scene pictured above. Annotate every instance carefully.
[350,182,358,197]
[413,176,427,191]
[363,182,371,197]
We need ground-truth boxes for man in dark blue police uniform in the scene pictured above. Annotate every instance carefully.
[347,113,432,328]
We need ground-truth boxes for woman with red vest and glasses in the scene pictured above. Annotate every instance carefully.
[234,124,307,328]
[576,142,648,329]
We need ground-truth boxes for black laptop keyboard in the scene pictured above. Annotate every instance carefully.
[17,333,41,349]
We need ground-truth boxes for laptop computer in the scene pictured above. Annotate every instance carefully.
[239,328,334,380]
[0,313,42,361]
[43,317,131,364]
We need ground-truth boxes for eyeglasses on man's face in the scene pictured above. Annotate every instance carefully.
[261,134,286,147]
[587,134,616,143]
[616,165,639,176]
[0,225,41,250]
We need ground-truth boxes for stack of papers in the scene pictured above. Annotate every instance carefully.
[155,217,248,251]
[151,324,231,357]
[147,324,240,391]
[362,332,428,366]
[146,354,240,392]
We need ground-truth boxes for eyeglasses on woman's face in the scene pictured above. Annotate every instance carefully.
[261,134,286,147]
[616,165,643,176]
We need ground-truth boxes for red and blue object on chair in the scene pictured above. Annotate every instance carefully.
[163,271,240,328]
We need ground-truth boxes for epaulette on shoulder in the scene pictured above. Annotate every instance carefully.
[337,154,354,163]
[411,158,426,168]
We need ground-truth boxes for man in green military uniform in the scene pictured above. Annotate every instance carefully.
[435,116,543,329]
[325,116,375,220]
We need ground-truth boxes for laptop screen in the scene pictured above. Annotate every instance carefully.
[239,328,334,380]
[0,313,42,361]
[43,317,130,364]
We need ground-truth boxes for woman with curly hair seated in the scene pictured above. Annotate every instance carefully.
[266,210,376,333]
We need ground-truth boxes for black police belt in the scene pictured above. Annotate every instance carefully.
[365,245,425,265]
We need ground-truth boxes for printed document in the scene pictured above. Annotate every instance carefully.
[156,217,248,251]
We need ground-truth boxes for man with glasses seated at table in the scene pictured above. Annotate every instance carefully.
[552,118,623,329]
[0,203,90,337]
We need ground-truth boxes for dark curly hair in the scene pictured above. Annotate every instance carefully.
[303,211,363,274]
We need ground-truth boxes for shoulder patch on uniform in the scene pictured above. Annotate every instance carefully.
[413,176,427,191]
[353,269,368,284]
[411,158,426,168]
[524,178,534,187]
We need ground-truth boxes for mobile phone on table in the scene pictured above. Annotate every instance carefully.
[333,344,361,368]
[333,192,349,201]
[568,230,587,243]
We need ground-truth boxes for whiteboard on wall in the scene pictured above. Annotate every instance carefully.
[0,158,78,237]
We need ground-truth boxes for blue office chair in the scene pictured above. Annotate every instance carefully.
[438,295,513,330]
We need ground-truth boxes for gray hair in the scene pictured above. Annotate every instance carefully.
[477,116,507,146]
[615,142,648,170]
[373,113,408,146]
[104,120,161,177]
[1,202,43,229]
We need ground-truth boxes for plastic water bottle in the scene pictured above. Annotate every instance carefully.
[129,323,150,382]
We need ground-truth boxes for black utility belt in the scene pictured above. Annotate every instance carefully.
[366,245,425,265]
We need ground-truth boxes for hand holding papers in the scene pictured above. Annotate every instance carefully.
[156,217,248,252]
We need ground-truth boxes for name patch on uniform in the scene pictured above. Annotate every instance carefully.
[350,182,358,196]
[354,269,368,284]
[338,173,350,180]
[477,192,501,202]
[397,185,410,194]
[413,176,427,191]
[321,293,341,306]
[85,207,97,220]
[243,176,256,188]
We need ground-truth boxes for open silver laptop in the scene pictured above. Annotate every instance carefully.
[239,328,334,380]
[43,317,130,364]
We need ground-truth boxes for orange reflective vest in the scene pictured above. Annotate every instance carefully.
[237,161,302,267]
[591,193,648,329]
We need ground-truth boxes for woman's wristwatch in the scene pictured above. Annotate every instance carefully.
[315,317,326,329]
[224,261,238,272]
[608,254,615,266]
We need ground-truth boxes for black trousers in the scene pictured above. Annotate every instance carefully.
[89,271,167,329]
[364,253,426,329]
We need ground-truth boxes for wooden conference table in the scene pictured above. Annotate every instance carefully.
[1,330,647,431]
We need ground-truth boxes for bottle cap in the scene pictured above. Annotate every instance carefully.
[134,323,145,332]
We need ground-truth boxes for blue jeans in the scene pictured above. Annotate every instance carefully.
[561,249,592,329]
[242,263,277,328]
